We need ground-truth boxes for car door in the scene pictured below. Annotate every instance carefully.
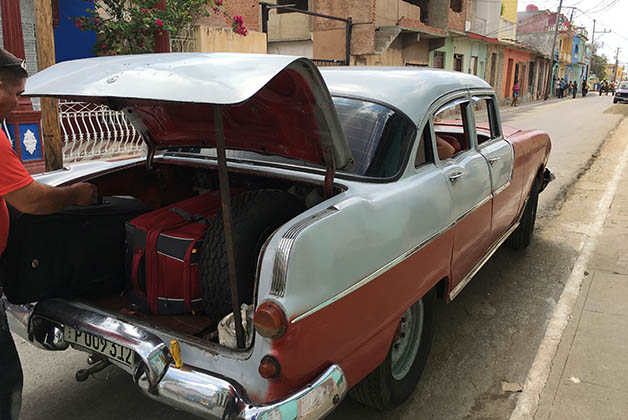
[432,96,493,298]
[472,94,517,244]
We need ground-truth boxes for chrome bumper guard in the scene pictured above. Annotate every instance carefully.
[540,168,555,193]
[3,297,348,420]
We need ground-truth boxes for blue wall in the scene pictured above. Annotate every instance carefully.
[572,36,581,65]
[54,0,96,62]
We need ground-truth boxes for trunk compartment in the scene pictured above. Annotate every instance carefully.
[1,159,335,347]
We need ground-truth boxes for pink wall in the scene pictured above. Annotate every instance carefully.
[502,48,531,99]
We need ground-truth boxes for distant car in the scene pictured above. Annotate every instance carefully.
[3,53,553,419]
[614,82,628,103]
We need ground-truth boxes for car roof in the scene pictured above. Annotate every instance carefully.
[320,67,492,125]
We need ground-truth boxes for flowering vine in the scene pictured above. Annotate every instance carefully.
[73,0,247,56]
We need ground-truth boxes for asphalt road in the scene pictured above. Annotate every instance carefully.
[13,94,624,420]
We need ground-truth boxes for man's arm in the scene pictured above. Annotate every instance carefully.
[4,181,98,215]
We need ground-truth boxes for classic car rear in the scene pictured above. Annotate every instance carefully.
[614,81,628,103]
[1,54,552,419]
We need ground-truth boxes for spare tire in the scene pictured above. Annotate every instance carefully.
[200,189,305,320]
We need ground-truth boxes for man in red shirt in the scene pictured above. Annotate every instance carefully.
[0,48,97,420]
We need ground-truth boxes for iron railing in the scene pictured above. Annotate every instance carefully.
[312,58,347,67]
[171,25,197,52]
[58,100,143,162]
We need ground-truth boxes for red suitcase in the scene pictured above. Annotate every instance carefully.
[125,191,227,314]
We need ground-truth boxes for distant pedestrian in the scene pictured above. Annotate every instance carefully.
[572,81,578,98]
[568,81,573,96]
[559,78,566,98]
[554,78,560,97]
[511,80,520,107]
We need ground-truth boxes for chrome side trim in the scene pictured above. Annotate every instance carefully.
[493,180,511,196]
[137,363,347,420]
[448,219,520,301]
[454,194,492,224]
[271,206,339,297]
[292,221,455,324]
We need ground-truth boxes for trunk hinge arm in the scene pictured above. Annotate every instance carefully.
[145,144,156,171]
[122,107,157,172]
[214,105,245,349]
[323,145,336,198]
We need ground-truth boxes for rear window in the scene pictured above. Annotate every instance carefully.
[333,97,414,178]
[165,98,414,180]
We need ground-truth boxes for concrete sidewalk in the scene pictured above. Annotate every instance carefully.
[532,117,628,419]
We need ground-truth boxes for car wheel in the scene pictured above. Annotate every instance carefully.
[614,98,618,104]
[199,189,304,320]
[505,179,539,250]
[350,290,434,410]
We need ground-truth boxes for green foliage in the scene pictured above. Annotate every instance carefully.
[590,54,608,80]
[73,0,247,55]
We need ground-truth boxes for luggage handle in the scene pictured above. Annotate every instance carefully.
[169,207,208,224]
[131,248,145,296]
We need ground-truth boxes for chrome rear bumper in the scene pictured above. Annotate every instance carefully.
[540,168,555,193]
[3,297,347,420]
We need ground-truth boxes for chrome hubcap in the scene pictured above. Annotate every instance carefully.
[391,299,424,381]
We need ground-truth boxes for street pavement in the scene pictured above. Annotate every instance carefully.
[12,93,627,420]
[526,108,628,420]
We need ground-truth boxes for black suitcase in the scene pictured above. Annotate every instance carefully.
[0,196,150,304]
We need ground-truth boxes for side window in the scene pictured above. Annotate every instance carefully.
[433,100,471,161]
[414,124,434,168]
[472,96,501,145]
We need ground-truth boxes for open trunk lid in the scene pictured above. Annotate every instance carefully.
[24,53,354,170]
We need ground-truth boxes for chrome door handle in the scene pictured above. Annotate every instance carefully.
[488,157,501,166]
[448,172,464,185]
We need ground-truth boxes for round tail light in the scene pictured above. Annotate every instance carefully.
[254,301,288,339]
[258,355,281,379]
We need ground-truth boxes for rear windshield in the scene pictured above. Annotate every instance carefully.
[333,97,413,178]
[166,97,414,180]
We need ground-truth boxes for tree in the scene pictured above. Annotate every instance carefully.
[74,0,247,55]
[590,53,608,80]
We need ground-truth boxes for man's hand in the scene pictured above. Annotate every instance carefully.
[72,182,98,206]
[4,181,99,215]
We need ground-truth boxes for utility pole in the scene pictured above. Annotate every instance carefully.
[613,47,620,82]
[35,0,63,171]
[591,19,596,54]
[544,0,563,100]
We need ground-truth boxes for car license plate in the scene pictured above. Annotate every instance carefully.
[64,326,135,367]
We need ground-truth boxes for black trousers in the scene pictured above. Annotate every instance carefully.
[0,299,22,420]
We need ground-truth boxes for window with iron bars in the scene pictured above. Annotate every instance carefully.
[276,0,309,13]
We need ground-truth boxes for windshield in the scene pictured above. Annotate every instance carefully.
[166,97,414,180]
[620,82,628,89]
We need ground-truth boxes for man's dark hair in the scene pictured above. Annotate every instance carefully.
[0,48,27,88]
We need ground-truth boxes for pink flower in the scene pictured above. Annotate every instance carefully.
[74,18,83,30]
[155,18,163,28]
[93,18,100,25]
[232,15,247,36]
[214,0,223,5]
[141,8,147,13]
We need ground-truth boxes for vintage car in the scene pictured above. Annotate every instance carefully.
[2,53,553,419]
[614,81,628,103]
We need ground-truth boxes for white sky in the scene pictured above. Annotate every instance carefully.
[518,0,628,64]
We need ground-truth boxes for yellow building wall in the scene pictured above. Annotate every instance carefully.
[501,0,518,23]
[195,26,267,53]
[375,0,421,26]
